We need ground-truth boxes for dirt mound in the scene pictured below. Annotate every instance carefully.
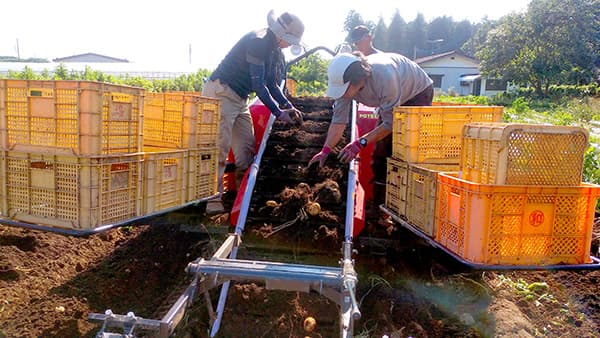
[1,212,599,337]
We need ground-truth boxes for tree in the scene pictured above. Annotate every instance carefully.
[287,53,328,96]
[451,20,475,52]
[406,13,428,58]
[372,17,389,52]
[387,10,407,55]
[476,0,600,95]
[427,16,453,53]
[461,18,496,56]
[343,10,367,44]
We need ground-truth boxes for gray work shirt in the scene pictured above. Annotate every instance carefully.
[332,52,433,131]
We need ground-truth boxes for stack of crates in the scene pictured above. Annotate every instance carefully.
[142,92,219,214]
[435,122,600,265]
[385,105,504,236]
[0,79,144,231]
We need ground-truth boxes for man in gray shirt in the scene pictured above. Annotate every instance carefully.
[308,52,433,218]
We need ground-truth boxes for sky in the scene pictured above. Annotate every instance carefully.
[0,0,530,71]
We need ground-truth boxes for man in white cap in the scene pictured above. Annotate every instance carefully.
[203,10,305,214]
[308,52,433,220]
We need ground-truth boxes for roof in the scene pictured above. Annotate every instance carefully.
[52,53,129,63]
[459,74,481,82]
[415,50,478,65]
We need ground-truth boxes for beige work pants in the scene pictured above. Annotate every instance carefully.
[202,79,255,195]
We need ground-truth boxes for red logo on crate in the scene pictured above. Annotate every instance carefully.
[529,210,545,227]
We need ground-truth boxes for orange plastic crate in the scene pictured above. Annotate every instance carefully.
[435,172,600,266]
[385,158,408,217]
[405,163,458,237]
[460,123,589,186]
[391,105,503,163]
[186,147,218,202]
[142,147,187,214]
[3,151,142,230]
[0,80,143,155]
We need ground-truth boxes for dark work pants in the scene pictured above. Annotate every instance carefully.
[371,85,434,209]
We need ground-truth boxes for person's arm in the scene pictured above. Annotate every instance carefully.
[323,123,346,149]
[308,98,352,167]
[249,63,284,117]
[360,106,393,144]
[308,123,346,167]
[266,81,291,108]
[360,122,392,144]
[361,64,399,143]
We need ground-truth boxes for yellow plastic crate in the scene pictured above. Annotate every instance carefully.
[142,147,187,214]
[195,96,220,146]
[142,92,220,148]
[460,123,589,186]
[385,157,408,218]
[0,79,143,155]
[186,147,218,202]
[3,151,142,230]
[143,92,198,149]
[405,163,459,237]
[0,152,5,218]
[391,106,503,163]
[435,172,600,266]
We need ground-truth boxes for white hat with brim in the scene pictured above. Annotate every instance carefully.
[267,10,304,45]
[326,81,350,99]
[326,53,359,99]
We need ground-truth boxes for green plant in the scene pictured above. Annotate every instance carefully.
[435,94,490,105]
[3,65,212,93]
[583,147,600,210]
[497,274,556,305]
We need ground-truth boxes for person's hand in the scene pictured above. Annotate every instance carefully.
[278,108,303,125]
[337,140,362,163]
[277,109,294,124]
[289,106,304,124]
[308,146,331,168]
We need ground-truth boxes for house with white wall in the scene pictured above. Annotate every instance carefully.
[415,50,507,97]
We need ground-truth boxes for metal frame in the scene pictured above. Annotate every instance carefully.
[0,195,219,236]
[89,78,362,337]
[380,204,600,271]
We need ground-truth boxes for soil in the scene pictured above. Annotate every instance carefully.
[1,95,600,338]
[1,217,599,338]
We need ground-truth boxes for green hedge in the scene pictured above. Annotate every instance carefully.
[514,84,600,99]
[3,65,212,93]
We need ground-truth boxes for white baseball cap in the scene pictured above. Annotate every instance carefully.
[326,53,360,99]
[267,10,304,45]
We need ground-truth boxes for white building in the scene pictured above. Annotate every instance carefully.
[0,53,198,80]
[415,50,508,97]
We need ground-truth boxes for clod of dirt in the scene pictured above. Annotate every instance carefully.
[0,263,21,281]
[0,235,37,252]
[313,179,341,204]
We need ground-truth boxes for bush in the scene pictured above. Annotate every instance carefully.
[3,65,212,93]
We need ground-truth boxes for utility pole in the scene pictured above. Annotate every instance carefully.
[189,43,192,65]
[16,38,20,60]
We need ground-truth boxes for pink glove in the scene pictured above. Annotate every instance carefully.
[338,140,361,163]
[308,146,331,168]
